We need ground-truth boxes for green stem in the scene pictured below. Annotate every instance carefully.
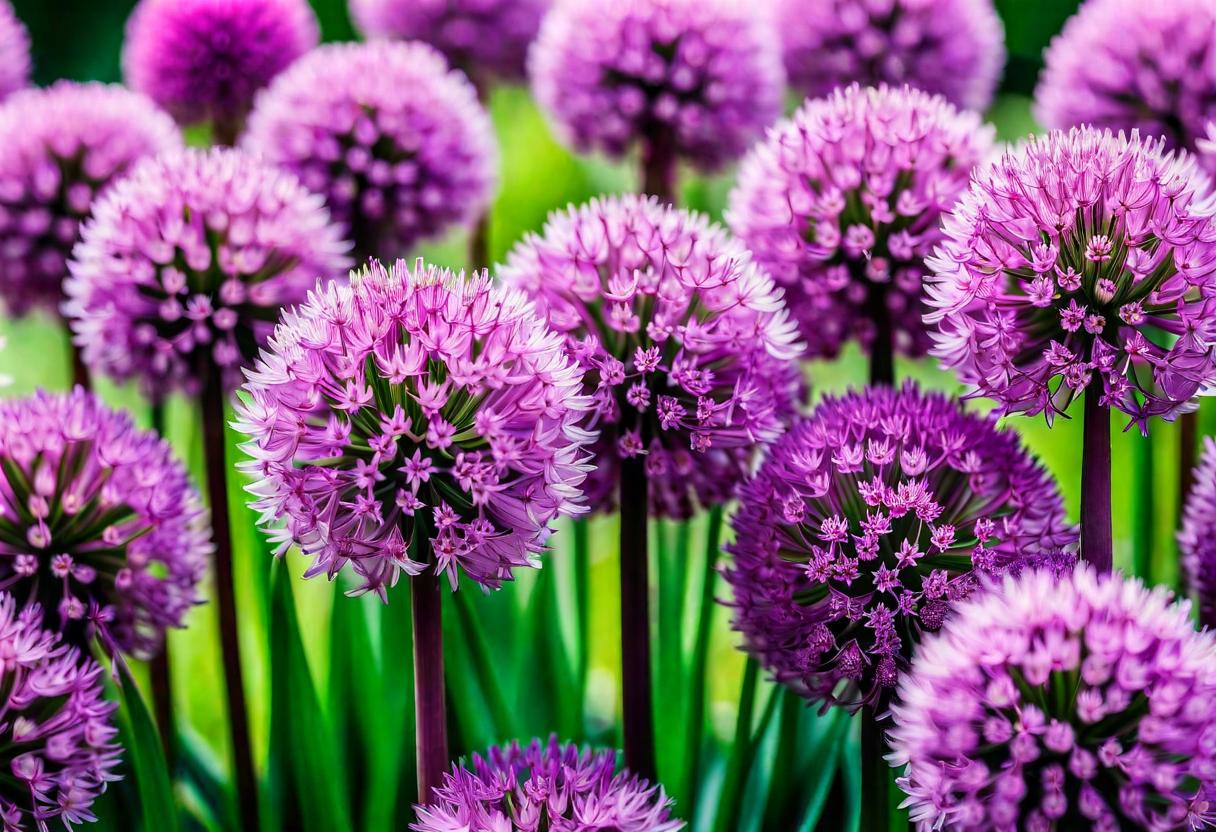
[682,505,724,815]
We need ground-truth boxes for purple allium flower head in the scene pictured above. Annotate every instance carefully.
[724,384,1077,711]
[122,0,319,131]
[499,195,803,519]
[889,565,1216,831]
[0,593,122,829]
[529,0,786,170]
[774,0,1005,112]
[1036,0,1216,173]
[0,82,181,318]
[0,1,30,101]
[242,41,497,262]
[350,0,548,82]
[411,736,683,832]
[926,127,1216,431]
[235,259,594,597]
[64,147,351,399]
[1180,437,1216,624]
[0,389,210,659]
[728,84,995,360]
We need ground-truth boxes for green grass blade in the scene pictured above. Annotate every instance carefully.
[452,588,517,742]
[365,592,415,831]
[681,505,723,816]
[115,661,181,832]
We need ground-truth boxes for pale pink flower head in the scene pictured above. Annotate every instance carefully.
[0,1,29,101]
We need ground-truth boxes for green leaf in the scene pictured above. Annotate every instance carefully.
[115,661,181,832]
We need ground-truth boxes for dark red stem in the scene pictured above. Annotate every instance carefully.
[1081,383,1113,573]
[619,455,657,783]
[641,132,677,205]
[411,571,448,802]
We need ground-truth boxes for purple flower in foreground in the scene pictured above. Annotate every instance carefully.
[350,0,548,82]
[0,389,210,658]
[774,0,1005,112]
[411,736,683,832]
[242,41,497,262]
[0,1,29,101]
[64,147,351,399]
[529,0,785,170]
[926,127,1216,430]
[235,259,593,597]
[1036,0,1216,173]
[499,194,803,519]
[724,384,1077,711]
[0,593,121,830]
[122,0,319,133]
[889,565,1216,830]
[1180,437,1216,625]
[0,82,181,318]
[728,84,995,360]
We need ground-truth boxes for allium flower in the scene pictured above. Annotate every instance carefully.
[0,593,122,829]
[728,84,995,360]
[0,1,30,101]
[926,127,1216,430]
[411,736,683,832]
[774,0,1004,112]
[242,41,497,262]
[529,0,785,170]
[1036,0,1216,173]
[64,147,351,398]
[1180,436,1216,626]
[498,195,803,518]
[122,0,319,133]
[0,389,210,659]
[0,82,181,318]
[889,565,1216,830]
[350,0,547,82]
[235,259,593,597]
[724,384,1077,711]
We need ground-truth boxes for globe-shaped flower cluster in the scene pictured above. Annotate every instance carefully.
[0,82,181,318]
[0,389,210,658]
[236,259,594,597]
[242,41,497,262]
[64,147,351,398]
[728,84,995,360]
[926,127,1216,430]
[725,384,1077,711]
[122,0,319,132]
[773,0,1005,112]
[1036,0,1216,173]
[890,566,1216,830]
[1180,437,1216,625]
[0,593,121,830]
[0,0,29,101]
[529,0,785,170]
[411,736,683,832]
[499,195,803,519]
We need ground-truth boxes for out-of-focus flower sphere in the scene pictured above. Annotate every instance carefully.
[0,0,30,101]
[236,259,593,597]
[1036,0,1216,173]
[728,84,994,360]
[926,127,1216,430]
[725,384,1077,711]
[499,194,803,519]
[1180,437,1216,624]
[0,389,210,659]
[350,0,548,82]
[411,736,684,832]
[64,147,351,399]
[242,40,497,262]
[773,0,1005,112]
[122,0,319,133]
[889,565,1216,830]
[0,82,181,318]
[0,593,121,830]
[529,0,785,171]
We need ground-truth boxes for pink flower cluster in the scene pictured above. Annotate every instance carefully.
[1180,437,1216,624]
[0,0,29,101]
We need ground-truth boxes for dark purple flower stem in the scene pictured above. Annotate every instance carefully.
[69,340,91,390]
[860,716,890,832]
[1179,409,1198,514]
[213,116,241,148]
[1081,382,1113,573]
[411,570,448,802]
[865,281,894,386]
[642,131,677,205]
[201,370,259,832]
[149,400,174,762]
[619,454,657,783]
[468,73,492,274]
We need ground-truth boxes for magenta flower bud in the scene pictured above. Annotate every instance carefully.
[1180,437,1216,626]
[725,384,1077,711]
[0,0,29,101]
[890,565,1216,830]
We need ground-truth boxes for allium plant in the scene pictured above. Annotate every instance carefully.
[411,737,683,832]
[0,0,29,101]
[1180,436,1216,628]
[727,84,995,379]
[0,389,210,659]
[889,565,1216,830]
[773,0,1005,112]
[122,0,319,142]
[242,41,497,263]
[724,384,1076,712]
[529,0,785,200]
[0,593,122,830]
[0,82,180,319]
[1036,0,1216,173]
